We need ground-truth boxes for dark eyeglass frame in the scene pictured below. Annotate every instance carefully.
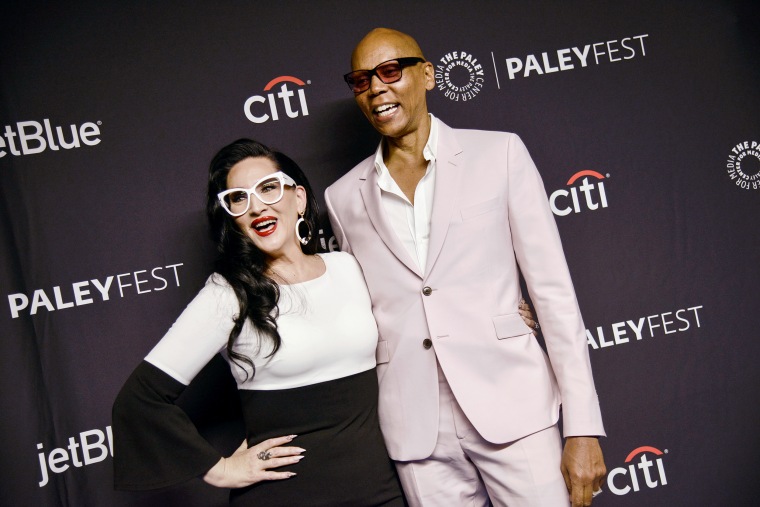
[343,57,426,94]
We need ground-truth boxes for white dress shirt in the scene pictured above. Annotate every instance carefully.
[374,114,439,273]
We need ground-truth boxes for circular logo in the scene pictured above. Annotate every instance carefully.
[726,141,760,191]
[434,51,485,102]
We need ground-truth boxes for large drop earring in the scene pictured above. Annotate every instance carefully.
[295,210,312,246]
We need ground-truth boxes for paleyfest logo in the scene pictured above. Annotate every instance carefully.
[435,51,485,102]
[726,140,760,191]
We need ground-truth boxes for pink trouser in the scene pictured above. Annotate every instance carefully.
[394,364,570,507]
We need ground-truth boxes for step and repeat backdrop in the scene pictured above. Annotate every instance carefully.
[1,1,758,505]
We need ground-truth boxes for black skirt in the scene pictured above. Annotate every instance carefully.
[231,368,405,507]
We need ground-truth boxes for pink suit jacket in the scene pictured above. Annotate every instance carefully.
[325,120,604,461]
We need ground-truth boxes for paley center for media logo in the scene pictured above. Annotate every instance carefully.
[549,170,609,217]
[244,76,310,124]
[607,445,669,496]
[435,33,648,102]
[434,51,486,102]
[725,140,760,191]
[0,119,102,158]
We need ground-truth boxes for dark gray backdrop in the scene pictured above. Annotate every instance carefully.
[1,1,758,505]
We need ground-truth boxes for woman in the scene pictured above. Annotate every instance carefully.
[113,139,539,505]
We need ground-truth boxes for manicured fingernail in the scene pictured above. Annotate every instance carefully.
[295,455,305,460]
[287,472,297,477]
[295,448,306,453]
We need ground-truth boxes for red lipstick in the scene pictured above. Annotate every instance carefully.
[251,216,278,237]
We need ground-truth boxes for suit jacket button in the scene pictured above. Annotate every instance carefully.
[422,286,433,296]
[422,338,432,349]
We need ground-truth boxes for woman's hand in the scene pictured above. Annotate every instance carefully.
[203,435,305,489]
[519,298,540,336]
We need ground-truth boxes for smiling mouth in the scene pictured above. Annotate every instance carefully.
[374,103,398,117]
[251,217,277,237]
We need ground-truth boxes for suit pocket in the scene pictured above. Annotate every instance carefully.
[493,312,534,340]
[460,197,503,221]
[375,340,390,364]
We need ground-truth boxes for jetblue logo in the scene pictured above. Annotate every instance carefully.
[549,170,609,216]
[37,426,113,487]
[244,76,310,124]
[0,119,102,158]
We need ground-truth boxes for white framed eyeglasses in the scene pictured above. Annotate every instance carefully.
[217,171,297,217]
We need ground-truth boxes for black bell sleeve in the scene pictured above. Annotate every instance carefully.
[112,360,222,490]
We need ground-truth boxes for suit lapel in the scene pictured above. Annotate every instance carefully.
[425,123,463,279]
[359,165,423,278]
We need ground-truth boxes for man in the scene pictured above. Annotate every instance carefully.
[325,28,606,507]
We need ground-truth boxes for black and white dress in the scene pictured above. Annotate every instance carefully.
[113,252,404,506]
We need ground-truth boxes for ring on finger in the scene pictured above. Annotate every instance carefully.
[257,450,272,461]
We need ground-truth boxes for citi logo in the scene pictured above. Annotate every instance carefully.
[607,445,668,496]
[244,76,310,124]
[549,170,609,216]
[0,119,102,158]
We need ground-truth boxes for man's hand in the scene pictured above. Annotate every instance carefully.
[561,436,606,507]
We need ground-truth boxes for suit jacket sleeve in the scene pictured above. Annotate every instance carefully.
[506,134,605,437]
[325,186,352,254]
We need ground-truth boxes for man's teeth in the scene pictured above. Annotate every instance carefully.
[375,104,397,116]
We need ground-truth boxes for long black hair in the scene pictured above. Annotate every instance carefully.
[206,139,319,378]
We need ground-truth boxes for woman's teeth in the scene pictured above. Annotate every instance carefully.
[254,219,276,231]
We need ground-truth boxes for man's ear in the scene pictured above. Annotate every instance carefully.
[423,61,435,91]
